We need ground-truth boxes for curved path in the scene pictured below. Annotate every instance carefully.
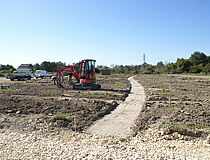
[86,76,146,138]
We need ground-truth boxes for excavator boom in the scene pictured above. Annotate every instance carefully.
[56,65,79,87]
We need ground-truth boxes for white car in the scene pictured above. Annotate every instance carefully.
[34,70,52,79]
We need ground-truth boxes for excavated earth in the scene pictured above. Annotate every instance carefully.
[0,75,130,132]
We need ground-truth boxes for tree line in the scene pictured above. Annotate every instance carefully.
[108,51,210,74]
[33,61,66,72]
[0,51,209,76]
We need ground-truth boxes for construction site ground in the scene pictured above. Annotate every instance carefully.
[133,74,210,140]
[0,74,209,159]
[0,74,209,137]
[0,74,130,132]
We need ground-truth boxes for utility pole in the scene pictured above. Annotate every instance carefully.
[141,53,146,72]
[143,53,146,64]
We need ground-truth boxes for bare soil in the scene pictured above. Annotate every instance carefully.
[0,75,130,132]
[1,74,209,140]
[133,74,210,139]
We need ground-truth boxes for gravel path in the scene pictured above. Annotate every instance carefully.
[86,76,146,137]
[0,129,209,159]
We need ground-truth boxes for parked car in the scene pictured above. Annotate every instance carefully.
[34,70,52,79]
[7,68,33,81]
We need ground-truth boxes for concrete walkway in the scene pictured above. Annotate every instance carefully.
[86,76,146,138]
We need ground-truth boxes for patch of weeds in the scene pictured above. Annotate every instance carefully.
[113,82,124,87]
[159,93,171,98]
[0,89,16,92]
[187,125,210,131]
[153,84,169,89]
[159,124,167,129]
[53,113,73,120]
[159,121,181,129]
[162,104,178,111]
[169,121,181,127]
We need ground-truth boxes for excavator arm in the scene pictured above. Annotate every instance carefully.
[56,65,79,88]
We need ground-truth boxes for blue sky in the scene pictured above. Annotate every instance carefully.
[0,0,210,68]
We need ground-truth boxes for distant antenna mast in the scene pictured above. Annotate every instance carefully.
[143,53,146,64]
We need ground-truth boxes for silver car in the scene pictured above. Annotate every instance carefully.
[34,70,52,79]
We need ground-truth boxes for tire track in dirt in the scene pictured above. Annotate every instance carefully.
[86,76,146,137]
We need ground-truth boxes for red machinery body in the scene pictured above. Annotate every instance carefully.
[56,59,101,90]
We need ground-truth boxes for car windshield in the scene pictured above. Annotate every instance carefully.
[35,71,41,74]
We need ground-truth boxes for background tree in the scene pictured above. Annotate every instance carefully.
[175,58,191,73]
[155,61,167,73]
[166,63,177,73]
[189,51,208,66]
[202,63,210,74]
[189,64,203,73]
[36,61,66,72]
[142,65,154,74]
[1,64,15,71]
[33,63,41,70]
[0,64,15,76]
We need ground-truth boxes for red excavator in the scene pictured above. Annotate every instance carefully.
[56,59,101,90]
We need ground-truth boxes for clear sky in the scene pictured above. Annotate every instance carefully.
[0,0,210,68]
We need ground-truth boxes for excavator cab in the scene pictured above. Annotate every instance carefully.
[79,59,96,84]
